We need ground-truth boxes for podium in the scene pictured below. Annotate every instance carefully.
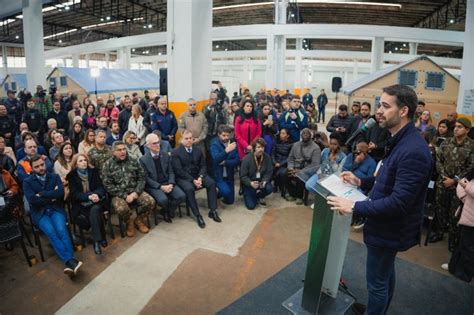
[283,177,356,314]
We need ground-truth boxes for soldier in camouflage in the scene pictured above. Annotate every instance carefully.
[88,129,112,172]
[432,118,473,250]
[101,141,155,237]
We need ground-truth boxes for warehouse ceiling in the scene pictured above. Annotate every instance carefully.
[0,0,466,58]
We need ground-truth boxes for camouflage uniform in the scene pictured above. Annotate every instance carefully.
[435,136,473,250]
[101,156,155,221]
[88,145,112,171]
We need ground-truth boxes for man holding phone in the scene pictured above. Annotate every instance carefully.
[327,85,432,314]
[210,125,240,205]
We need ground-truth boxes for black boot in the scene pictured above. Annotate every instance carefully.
[208,210,222,223]
[196,215,206,228]
[94,242,102,255]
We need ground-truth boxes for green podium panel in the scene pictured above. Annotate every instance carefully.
[283,183,354,314]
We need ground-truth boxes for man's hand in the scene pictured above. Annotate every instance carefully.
[290,112,297,120]
[340,171,361,187]
[250,181,260,189]
[327,196,354,216]
[126,192,138,204]
[5,190,13,197]
[275,162,280,168]
[443,176,456,188]
[246,145,252,152]
[168,135,174,140]
[225,142,237,153]
[193,178,203,189]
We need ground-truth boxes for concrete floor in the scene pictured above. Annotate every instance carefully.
[0,189,452,315]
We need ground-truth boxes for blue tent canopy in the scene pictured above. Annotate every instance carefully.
[49,67,160,94]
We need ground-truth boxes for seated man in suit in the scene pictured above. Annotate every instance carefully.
[240,138,274,210]
[140,133,186,223]
[105,121,122,146]
[23,155,83,276]
[210,125,240,205]
[172,130,221,228]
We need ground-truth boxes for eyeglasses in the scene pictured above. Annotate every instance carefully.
[354,150,362,155]
[150,141,160,146]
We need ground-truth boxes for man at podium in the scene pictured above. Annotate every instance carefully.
[327,84,432,315]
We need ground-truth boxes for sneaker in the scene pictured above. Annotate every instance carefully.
[296,198,304,205]
[309,203,315,209]
[441,263,449,271]
[285,195,296,202]
[64,261,74,276]
[258,199,267,207]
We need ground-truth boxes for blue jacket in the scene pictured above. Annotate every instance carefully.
[343,153,377,179]
[106,133,122,146]
[150,110,178,141]
[23,172,65,225]
[210,137,240,182]
[353,122,432,251]
[278,108,309,142]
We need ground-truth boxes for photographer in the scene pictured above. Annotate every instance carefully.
[240,138,274,210]
[33,85,52,119]
[278,95,309,143]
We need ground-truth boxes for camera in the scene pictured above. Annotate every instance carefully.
[37,90,47,98]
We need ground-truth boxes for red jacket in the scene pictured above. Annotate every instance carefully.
[100,106,119,123]
[234,116,262,159]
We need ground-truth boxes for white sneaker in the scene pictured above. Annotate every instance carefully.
[441,263,449,271]
[309,203,315,208]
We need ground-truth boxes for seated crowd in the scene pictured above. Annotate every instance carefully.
[0,84,472,282]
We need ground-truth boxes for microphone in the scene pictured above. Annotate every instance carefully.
[345,117,376,146]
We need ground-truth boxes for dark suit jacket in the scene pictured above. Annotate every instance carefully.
[66,168,106,219]
[140,151,175,190]
[171,145,206,182]
[23,172,64,225]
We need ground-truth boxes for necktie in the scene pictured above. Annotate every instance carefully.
[187,148,192,154]
[153,154,159,160]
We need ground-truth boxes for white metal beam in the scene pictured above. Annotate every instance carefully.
[44,24,464,59]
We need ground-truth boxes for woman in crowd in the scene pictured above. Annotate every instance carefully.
[67,154,108,255]
[305,133,346,193]
[271,128,293,197]
[16,132,47,161]
[82,104,97,130]
[54,142,74,200]
[445,169,474,282]
[259,103,278,155]
[123,130,142,160]
[127,105,147,146]
[234,99,262,160]
[415,110,437,139]
[100,99,120,125]
[69,122,84,152]
[434,119,453,147]
[78,129,95,156]
[226,101,241,137]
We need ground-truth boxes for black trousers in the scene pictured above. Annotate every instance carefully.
[274,166,288,196]
[176,175,218,217]
[76,204,105,242]
[147,186,186,216]
[287,174,305,199]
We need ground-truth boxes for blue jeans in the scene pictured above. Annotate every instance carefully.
[318,105,325,122]
[38,209,74,264]
[365,245,397,315]
[216,178,235,205]
[242,182,273,210]
[305,174,319,194]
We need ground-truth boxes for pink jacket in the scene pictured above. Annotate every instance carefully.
[234,116,262,159]
[100,106,120,122]
[456,180,474,227]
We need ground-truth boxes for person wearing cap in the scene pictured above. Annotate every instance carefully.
[4,90,21,124]
[431,117,474,247]
[286,128,321,205]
